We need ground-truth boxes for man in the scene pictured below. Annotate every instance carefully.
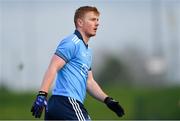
[31,6,124,120]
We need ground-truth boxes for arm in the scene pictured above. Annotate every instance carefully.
[31,54,65,118]
[87,71,108,102]
[87,71,125,117]
[39,54,66,93]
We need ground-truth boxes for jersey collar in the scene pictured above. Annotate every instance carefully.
[74,30,88,48]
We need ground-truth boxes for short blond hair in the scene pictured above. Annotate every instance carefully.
[74,6,100,28]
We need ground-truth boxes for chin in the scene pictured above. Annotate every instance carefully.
[91,32,96,36]
[92,33,96,36]
[88,34,96,38]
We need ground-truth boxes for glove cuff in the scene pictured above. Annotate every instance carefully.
[38,91,48,97]
[104,97,113,104]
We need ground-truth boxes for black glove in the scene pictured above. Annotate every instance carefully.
[104,97,125,117]
[31,91,48,118]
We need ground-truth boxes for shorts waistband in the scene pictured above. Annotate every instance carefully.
[51,95,83,105]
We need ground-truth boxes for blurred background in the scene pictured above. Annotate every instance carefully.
[0,0,180,120]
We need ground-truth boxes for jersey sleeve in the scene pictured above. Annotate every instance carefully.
[55,40,75,63]
[88,49,93,71]
[88,67,92,71]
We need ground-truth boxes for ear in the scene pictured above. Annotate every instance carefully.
[77,18,83,27]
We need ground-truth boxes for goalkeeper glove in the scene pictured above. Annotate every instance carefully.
[31,91,48,118]
[104,97,125,117]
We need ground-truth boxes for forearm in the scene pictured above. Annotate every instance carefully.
[39,54,65,93]
[87,79,125,117]
[87,79,108,102]
[39,66,57,93]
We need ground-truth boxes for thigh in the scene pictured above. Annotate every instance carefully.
[45,96,64,120]
[67,97,91,121]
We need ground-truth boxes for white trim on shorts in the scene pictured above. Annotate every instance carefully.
[68,97,85,121]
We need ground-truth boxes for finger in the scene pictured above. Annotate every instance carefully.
[45,105,48,112]
[34,106,41,118]
[38,107,43,118]
[33,104,39,114]
[32,105,39,116]
[31,105,34,113]
[116,111,123,117]
[114,105,124,117]
[36,107,43,118]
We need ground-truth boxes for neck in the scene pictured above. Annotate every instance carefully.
[76,28,89,44]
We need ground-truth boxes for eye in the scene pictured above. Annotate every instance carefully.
[91,18,98,21]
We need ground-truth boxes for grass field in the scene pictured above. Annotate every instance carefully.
[0,85,180,120]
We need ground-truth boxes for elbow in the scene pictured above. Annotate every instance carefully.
[87,79,95,90]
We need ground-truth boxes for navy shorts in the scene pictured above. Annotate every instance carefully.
[45,95,91,120]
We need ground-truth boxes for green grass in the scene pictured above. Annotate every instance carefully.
[85,86,180,120]
[0,86,180,120]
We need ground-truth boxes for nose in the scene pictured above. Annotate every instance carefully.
[96,19,99,27]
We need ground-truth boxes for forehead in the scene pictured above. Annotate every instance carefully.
[83,11,99,18]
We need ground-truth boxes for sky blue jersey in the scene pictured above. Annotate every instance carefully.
[52,30,92,103]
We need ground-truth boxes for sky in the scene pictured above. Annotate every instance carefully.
[0,0,180,90]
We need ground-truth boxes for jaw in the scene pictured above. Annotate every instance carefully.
[88,29,97,37]
[86,32,96,38]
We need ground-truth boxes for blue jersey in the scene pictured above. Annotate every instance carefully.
[52,30,92,103]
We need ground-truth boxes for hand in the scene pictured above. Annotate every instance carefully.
[104,97,125,117]
[31,91,48,118]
